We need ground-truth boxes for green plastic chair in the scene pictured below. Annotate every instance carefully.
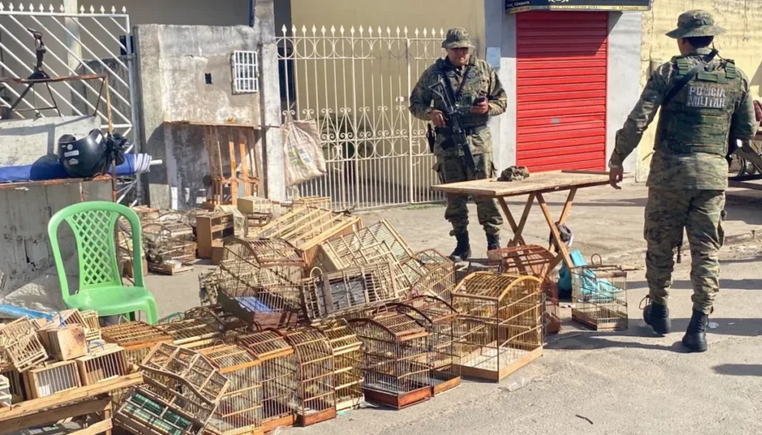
[47,201,159,324]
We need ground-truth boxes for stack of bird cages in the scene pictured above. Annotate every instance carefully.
[155,318,223,349]
[75,343,129,385]
[282,327,336,426]
[23,360,82,399]
[302,262,400,322]
[348,312,432,409]
[403,250,457,302]
[35,309,88,349]
[389,296,461,395]
[236,330,297,432]
[102,321,174,365]
[570,256,628,331]
[487,245,561,335]
[314,319,364,411]
[199,345,264,435]
[142,222,197,270]
[1,317,48,372]
[215,247,304,329]
[451,273,544,382]
[248,206,362,266]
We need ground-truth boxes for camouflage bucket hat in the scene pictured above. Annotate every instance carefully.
[442,28,474,49]
[666,9,724,39]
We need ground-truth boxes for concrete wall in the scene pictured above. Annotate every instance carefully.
[636,0,762,181]
[135,24,263,210]
[0,116,99,166]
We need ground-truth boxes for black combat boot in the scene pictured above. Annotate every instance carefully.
[449,232,471,262]
[486,233,501,251]
[642,296,671,335]
[682,310,709,353]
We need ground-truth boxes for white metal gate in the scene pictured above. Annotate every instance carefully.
[0,2,139,202]
[278,25,446,210]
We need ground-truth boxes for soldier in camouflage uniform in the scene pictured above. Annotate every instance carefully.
[609,10,758,352]
[409,28,508,261]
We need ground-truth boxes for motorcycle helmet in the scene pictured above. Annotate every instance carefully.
[57,129,109,178]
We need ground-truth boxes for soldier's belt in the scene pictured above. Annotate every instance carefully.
[435,125,488,136]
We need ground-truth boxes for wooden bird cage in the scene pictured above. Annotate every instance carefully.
[347,312,432,409]
[385,296,462,396]
[465,259,505,276]
[1,317,48,372]
[215,247,304,330]
[314,320,364,411]
[403,250,457,302]
[155,318,223,346]
[116,386,202,435]
[451,273,544,382]
[76,343,129,385]
[143,222,197,267]
[184,305,248,333]
[291,196,331,210]
[488,245,561,335]
[140,343,230,402]
[202,124,261,206]
[81,310,103,342]
[23,360,82,399]
[226,238,306,268]
[282,327,336,426]
[0,369,24,403]
[43,323,87,361]
[247,206,362,266]
[301,262,400,322]
[236,330,297,432]
[570,258,628,331]
[102,321,174,365]
[199,345,264,435]
[36,309,90,348]
[0,375,11,408]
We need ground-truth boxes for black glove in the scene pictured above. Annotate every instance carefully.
[106,132,129,167]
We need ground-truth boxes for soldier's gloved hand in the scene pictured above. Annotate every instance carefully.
[609,167,624,190]
[470,100,489,115]
[430,109,446,128]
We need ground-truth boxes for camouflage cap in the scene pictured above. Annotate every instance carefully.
[442,28,474,49]
[666,9,724,39]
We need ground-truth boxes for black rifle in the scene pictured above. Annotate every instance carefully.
[428,77,479,175]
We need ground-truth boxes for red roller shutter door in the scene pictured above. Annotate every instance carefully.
[516,11,609,172]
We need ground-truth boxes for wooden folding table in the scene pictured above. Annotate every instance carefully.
[432,170,610,269]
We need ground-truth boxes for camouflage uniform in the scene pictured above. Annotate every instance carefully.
[610,11,757,318]
[409,28,507,238]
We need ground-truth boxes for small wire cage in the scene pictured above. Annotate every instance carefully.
[75,343,129,385]
[570,256,628,331]
[23,360,82,399]
[236,330,298,432]
[487,245,562,335]
[387,296,462,395]
[451,273,544,382]
[301,262,400,322]
[101,321,174,365]
[199,345,264,435]
[282,327,336,426]
[404,250,457,302]
[215,247,304,329]
[1,317,48,372]
[154,318,223,346]
[142,222,197,265]
[348,312,432,409]
[314,320,364,411]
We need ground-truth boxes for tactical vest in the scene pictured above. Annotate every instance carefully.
[436,58,489,128]
[656,57,741,156]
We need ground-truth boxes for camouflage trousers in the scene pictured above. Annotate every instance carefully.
[644,188,726,315]
[435,153,503,236]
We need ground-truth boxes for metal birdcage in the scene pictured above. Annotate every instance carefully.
[199,345,264,435]
[385,296,462,396]
[301,262,400,322]
[235,330,298,433]
[347,312,432,409]
[570,255,628,331]
[451,273,544,382]
[215,247,304,329]
[142,222,197,265]
[102,321,173,365]
[403,250,457,301]
[487,245,562,335]
[314,319,364,411]
[282,327,337,426]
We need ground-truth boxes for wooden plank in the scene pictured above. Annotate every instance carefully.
[536,193,573,270]
[0,373,142,421]
[68,416,112,435]
[0,396,111,433]
[432,170,609,198]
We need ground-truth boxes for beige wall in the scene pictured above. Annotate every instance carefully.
[635,0,762,181]
[289,0,486,55]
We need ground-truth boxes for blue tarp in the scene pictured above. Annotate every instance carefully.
[0,153,151,183]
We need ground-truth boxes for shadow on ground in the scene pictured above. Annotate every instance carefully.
[712,364,762,377]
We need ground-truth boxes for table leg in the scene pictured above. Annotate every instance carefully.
[497,197,525,246]
[536,192,573,270]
